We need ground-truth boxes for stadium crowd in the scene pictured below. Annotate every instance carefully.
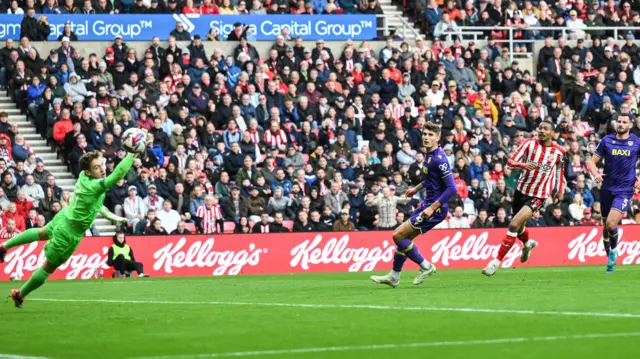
[0,0,640,236]
[5,0,381,17]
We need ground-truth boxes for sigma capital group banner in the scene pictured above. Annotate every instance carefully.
[3,226,640,281]
[0,14,378,41]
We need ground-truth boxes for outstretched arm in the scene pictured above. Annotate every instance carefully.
[103,153,137,190]
[100,206,128,225]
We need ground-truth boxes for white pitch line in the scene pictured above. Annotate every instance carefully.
[130,332,640,359]
[29,298,640,319]
[0,354,50,359]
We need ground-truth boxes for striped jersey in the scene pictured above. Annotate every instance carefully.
[507,139,566,198]
[0,228,21,239]
[196,204,223,234]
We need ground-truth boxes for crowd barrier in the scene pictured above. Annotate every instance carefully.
[0,14,378,41]
[2,226,640,281]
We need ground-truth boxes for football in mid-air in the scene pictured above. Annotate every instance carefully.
[122,128,147,153]
[9,272,23,281]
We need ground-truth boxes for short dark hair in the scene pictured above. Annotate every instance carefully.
[79,150,103,172]
[540,120,556,131]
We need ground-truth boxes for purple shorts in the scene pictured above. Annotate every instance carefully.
[600,189,631,218]
[408,202,448,234]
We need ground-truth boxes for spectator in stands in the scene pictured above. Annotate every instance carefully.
[223,185,248,223]
[123,185,147,230]
[135,209,156,235]
[22,174,43,208]
[235,216,252,233]
[3,203,25,231]
[156,199,181,233]
[0,218,21,239]
[171,220,192,235]
[293,210,314,232]
[333,208,355,231]
[170,21,191,42]
[449,206,471,229]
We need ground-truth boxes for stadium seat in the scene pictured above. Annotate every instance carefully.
[223,221,236,233]
[282,220,294,231]
[184,222,197,233]
[163,156,170,167]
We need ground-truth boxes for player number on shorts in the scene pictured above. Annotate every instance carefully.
[623,198,629,210]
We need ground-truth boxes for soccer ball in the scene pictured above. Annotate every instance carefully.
[122,128,147,153]
[9,272,23,281]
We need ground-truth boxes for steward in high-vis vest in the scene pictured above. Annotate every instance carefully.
[107,232,149,278]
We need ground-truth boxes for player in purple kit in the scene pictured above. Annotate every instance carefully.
[587,114,640,273]
[371,122,457,287]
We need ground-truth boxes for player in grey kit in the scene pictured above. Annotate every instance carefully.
[587,114,640,273]
[371,122,457,288]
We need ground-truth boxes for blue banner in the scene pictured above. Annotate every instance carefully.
[0,14,377,41]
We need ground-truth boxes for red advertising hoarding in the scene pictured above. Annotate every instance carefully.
[2,226,640,280]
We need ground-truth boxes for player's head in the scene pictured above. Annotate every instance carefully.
[422,122,441,149]
[80,150,106,179]
[536,120,556,142]
[616,114,632,135]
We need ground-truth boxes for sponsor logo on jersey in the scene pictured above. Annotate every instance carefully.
[612,149,631,156]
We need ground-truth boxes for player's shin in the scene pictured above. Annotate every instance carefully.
[609,227,619,250]
[396,238,432,270]
[497,231,518,261]
[517,227,529,244]
[602,228,611,255]
[19,267,51,298]
[3,228,45,250]
[391,251,408,279]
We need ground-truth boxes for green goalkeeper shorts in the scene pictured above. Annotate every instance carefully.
[44,211,84,267]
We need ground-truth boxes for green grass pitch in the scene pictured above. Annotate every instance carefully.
[1,266,640,359]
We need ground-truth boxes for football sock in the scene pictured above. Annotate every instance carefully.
[20,267,51,298]
[517,227,529,244]
[392,252,408,273]
[603,228,611,255]
[3,228,43,250]
[609,227,619,250]
[497,231,517,261]
[396,238,428,266]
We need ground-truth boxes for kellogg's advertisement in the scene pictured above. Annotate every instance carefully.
[2,226,640,280]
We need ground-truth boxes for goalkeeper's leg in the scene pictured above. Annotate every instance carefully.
[0,227,49,262]
[11,229,81,308]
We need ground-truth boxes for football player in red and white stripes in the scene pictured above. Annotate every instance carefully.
[483,121,565,276]
[196,195,223,234]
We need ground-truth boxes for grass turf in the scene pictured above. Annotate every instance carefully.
[1,266,640,359]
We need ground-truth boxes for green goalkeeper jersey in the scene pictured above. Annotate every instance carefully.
[65,155,135,235]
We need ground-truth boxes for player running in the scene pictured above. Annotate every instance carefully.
[587,114,640,273]
[371,122,456,287]
[482,121,565,276]
[0,150,136,308]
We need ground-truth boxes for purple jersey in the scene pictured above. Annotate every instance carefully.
[420,147,454,207]
[595,133,640,195]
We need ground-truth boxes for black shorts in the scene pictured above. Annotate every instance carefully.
[512,191,545,215]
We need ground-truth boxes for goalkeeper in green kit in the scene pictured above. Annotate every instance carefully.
[0,150,137,308]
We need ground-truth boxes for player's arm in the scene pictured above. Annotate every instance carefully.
[103,153,137,190]
[586,153,603,183]
[506,140,535,170]
[553,157,566,203]
[404,182,423,198]
[422,161,456,218]
[588,139,605,183]
[100,206,128,225]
